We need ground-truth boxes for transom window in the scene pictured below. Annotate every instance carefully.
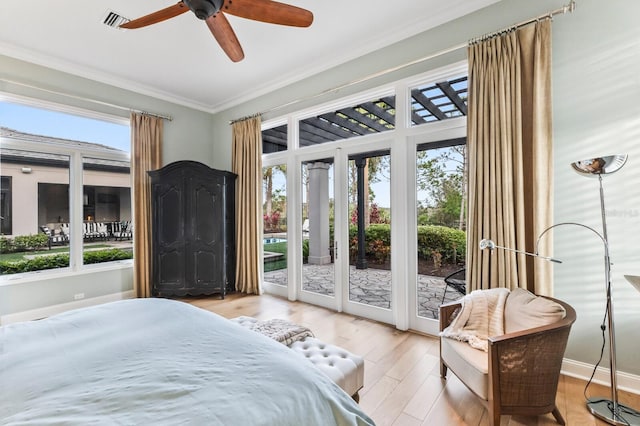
[410,75,468,125]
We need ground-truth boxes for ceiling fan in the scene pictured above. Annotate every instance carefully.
[120,0,313,62]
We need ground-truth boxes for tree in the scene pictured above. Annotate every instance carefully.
[263,165,287,218]
[416,145,466,229]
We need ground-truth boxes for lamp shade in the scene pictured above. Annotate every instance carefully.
[624,275,640,293]
[571,154,627,176]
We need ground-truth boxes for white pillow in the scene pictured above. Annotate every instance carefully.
[504,288,566,333]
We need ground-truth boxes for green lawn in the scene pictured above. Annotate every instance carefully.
[264,241,287,272]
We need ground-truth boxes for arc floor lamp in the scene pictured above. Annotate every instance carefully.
[481,154,639,425]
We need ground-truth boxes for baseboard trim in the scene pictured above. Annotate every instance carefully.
[562,358,640,395]
[1,290,135,325]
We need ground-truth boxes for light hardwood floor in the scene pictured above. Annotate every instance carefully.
[184,293,640,426]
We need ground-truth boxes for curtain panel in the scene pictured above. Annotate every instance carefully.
[232,116,263,295]
[466,19,553,295]
[131,112,163,298]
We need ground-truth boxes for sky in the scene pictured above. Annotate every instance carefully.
[0,101,130,153]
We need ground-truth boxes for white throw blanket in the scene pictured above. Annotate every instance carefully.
[440,288,510,352]
[231,317,315,346]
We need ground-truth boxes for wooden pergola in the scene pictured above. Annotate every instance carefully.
[262,76,468,152]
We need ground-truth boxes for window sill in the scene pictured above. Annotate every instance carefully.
[0,260,133,286]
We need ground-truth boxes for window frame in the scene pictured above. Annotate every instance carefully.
[261,60,469,332]
[0,95,132,283]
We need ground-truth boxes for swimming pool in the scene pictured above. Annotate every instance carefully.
[263,237,287,244]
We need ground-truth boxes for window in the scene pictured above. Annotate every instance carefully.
[1,176,12,235]
[262,124,288,153]
[298,94,396,148]
[410,76,467,126]
[0,101,131,277]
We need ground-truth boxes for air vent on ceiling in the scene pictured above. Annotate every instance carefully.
[102,10,130,29]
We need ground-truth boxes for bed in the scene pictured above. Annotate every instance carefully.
[0,298,375,425]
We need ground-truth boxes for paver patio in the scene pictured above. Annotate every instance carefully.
[264,263,464,319]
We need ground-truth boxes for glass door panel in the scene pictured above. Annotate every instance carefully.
[347,152,392,310]
[262,163,288,287]
[415,142,467,320]
[301,160,335,298]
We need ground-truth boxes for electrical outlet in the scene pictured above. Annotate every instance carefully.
[74,293,85,300]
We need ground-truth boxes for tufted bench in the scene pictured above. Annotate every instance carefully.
[230,316,364,401]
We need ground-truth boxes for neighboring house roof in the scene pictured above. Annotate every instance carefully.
[0,127,130,172]
[1,127,124,152]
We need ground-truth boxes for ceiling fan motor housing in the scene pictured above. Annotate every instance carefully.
[183,0,224,20]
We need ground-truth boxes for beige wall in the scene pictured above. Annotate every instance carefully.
[2,161,130,237]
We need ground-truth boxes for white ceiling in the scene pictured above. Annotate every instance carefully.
[0,0,498,113]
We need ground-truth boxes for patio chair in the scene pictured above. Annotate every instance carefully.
[113,221,133,240]
[441,267,466,304]
[82,222,101,241]
[40,225,68,249]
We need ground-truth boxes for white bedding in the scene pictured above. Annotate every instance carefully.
[0,298,375,425]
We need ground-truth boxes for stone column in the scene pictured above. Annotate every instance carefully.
[307,162,331,265]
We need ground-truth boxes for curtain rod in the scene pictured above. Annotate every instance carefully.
[229,112,261,126]
[229,0,576,125]
[0,78,173,121]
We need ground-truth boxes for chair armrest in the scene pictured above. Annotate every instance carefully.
[439,300,462,332]
[486,297,576,411]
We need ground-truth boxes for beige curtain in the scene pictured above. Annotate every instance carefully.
[131,112,163,298]
[467,19,553,295]
[232,116,263,295]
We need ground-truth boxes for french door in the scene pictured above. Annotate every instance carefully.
[295,151,340,310]
[337,143,394,324]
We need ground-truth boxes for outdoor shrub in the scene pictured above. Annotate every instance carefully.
[302,239,309,263]
[417,225,466,264]
[0,236,13,254]
[368,239,390,264]
[366,224,391,245]
[0,253,69,274]
[348,224,391,263]
[0,248,132,274]
[84,249,133,264]
[348,236,358,260]
[343,223,466,267]
[5,234,49,252]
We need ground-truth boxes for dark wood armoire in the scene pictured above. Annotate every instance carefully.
[149,161,236,298]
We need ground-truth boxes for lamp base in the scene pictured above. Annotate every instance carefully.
[587,397,640,425]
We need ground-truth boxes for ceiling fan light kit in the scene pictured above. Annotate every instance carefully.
[184,0,224,20]
[119,0,313,62]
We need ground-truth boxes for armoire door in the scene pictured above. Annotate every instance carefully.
[188,176,225,294]
[155,179,186,290]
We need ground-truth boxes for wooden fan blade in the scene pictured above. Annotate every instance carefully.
[120,2,189,29]
[206,13,245,62]
[223,0,313,28]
